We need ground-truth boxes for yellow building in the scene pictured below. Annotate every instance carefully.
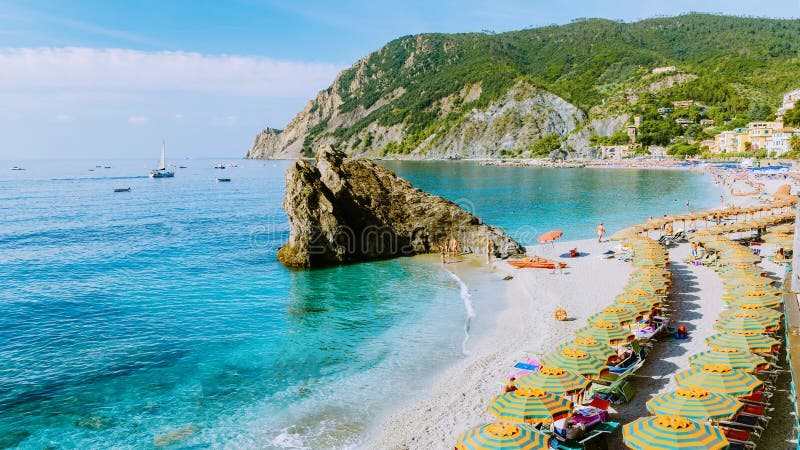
[747,122,783,150]
[733,128,751,152]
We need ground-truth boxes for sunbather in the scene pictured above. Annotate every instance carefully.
[504,377,517,393]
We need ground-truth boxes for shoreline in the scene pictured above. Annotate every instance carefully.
[366,239,634,449]
[365,166,785,449]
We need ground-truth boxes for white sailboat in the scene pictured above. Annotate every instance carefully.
[149,140,175,178]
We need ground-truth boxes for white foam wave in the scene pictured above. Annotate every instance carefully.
[448,271,474,355]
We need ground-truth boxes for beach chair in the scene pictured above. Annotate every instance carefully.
[586,360,643,404]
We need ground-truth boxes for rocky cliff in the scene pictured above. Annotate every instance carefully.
[277,146,525,267]
[247,15,800,160]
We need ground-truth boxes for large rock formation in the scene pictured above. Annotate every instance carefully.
[277,146,525,267]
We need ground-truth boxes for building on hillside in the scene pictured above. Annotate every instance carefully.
[699,139,717,154]
[749,121,783,131]
[657,107,673,116]
[626,126,637,143]
[634,116,643,127]
[765,128,798,156]
[747,122,782,150]
[733,128,751,152]
[714,131,736,154]
[652,66,677,75]
[699,119,715,127]
[672,100,695,108]
[598,145,633,160]
[675,118,693,126]
[648,146,667,158]
[776,88,800,119]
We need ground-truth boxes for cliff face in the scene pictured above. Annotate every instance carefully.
[277,146,525,268]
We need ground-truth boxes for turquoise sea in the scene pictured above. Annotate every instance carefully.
[0,159,722,449]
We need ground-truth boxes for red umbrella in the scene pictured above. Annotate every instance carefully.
[538,230,563,243]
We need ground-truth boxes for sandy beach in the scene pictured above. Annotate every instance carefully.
[368,166,799,450]
[367,238,634,449]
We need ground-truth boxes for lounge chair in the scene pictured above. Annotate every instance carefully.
[586,359,643,404]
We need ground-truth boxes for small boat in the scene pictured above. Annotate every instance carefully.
[508,257,567,269]
[95,165,102,168]
[104,166,112,169]
[216,178,231,182]
[213,164,226,169]
[114,187,132,192]
[10,166,24,171]
[179,166,187,169]
[150,140,175,178]
[227,163,238,168]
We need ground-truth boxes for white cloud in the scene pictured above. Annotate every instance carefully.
[211,115,239,127]
[54,113,74,122]
[174,113,184,120]
[0,47,344,97]
[127,115,148,125]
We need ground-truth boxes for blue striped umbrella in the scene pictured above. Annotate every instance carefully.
[688,348,769,373]
[487,388,572,424]
[622,415,729,450]
[456,422,550,450]
[646,388,743,421]
[673,364,763,398]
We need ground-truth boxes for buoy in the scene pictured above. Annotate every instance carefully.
[554,308,568,321]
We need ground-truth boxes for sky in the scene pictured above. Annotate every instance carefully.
[1,0,799,159]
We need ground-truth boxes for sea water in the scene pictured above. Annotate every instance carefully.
[0,159,722,449]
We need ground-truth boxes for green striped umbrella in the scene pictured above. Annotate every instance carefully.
[487,388,572,424]
[556,337,615,363]
[725,285,782,297]
[646,388,743,421]
[673,364,763,397]
[456,422,550,450]
[539,348,609,380]
[630,268,672,279]
[514,366,590,396]
[613,298,651,315]
[715,310,779,333]
[717,267,767,278]
[574,321,634,345]
[622,287,668,301]
[724,293,782,309]
[706,332,781,354]
[688,348,769,373]
[733,304,783,323]
[721,277,773,289]
[622,415,729,450]
[713,316,773,334]
[588,306,641,327]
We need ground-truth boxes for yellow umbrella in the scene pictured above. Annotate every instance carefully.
[487,388,572,425]
[622,415,729,450]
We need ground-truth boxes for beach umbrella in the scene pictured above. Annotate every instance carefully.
[612,298,651,315]
[622,415,729,450]
[688,348,769,373]
[721,277,773,289]
[706,332,780,354]
[514,366,590,396]
[733,304,783,322]
[588,306,641,327]
[456,422,551,450]
[556,337,615,362]
[615,293,661,309]
[674,364,763,398]
[632,259,668,269]
[716,310,779,332]
[487,388,572,424]
[574,321,634,346]
[539,348,609,380]
[713,316,774,334]
[646,388,743,421]
[724,293,782,309]
[537,230,563,244]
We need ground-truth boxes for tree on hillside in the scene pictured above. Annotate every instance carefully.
[790,135,800,151]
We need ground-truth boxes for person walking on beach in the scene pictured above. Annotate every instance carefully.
[596,222,605,243]
[685,199,690,211]
[691,241,698,259]
[486,238,494,264]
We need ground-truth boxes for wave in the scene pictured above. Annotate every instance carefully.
[447,271,474,356]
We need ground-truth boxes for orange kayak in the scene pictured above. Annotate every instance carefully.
[508,258,567,269]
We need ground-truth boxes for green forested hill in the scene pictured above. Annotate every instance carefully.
[247,14,800,159]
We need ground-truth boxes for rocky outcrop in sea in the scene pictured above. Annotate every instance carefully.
[277,146,525,267]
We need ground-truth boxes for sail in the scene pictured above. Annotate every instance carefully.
[158,141,166,170]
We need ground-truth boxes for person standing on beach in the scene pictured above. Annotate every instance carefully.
[439,245,446,264]
[596,222,605,243]
[685,199,690,211]
[486,238,494,264]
